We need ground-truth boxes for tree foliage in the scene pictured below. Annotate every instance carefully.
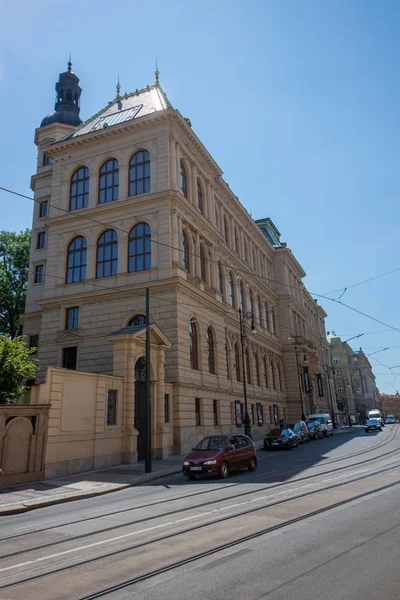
[0,229,31,338]
[0,336,37,404]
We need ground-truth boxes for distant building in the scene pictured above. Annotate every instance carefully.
[327,334,380,422]
[380,393,400,418]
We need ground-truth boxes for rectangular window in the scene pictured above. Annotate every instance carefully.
[29,335,39,352]
[195,397,201,426]
[256,403,263,426]
[65,307,79,330]
[164,394,170,424]
[43,153,52,166]
[34,264,44,284]
[62,346,77,370]
[39,201,48,218]
[37,231,46,249]
[213,399,218,426]
[333,357,340,364]
[107,389,117,426]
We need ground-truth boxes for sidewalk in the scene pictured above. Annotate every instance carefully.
[0,432,352,516]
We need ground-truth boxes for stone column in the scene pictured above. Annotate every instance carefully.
[210,245,217,289]
[176,144,181,191]
[118,165,129,201]
[86,244,96,280]
[170,138,177,189]
[171,210,179,263]
[191,163,197,208]
[88,172,98,209]
[177,214,183,266]
[195,232,201,279]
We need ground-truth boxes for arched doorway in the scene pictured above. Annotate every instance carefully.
[134,357,147,461]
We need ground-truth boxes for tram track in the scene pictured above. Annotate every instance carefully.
[1,425,398,545]
[1,455,399,594]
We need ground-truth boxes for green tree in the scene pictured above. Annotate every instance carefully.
[0,336,37,404]
[0,229,31,338]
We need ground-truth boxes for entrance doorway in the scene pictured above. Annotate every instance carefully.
[134,357,146,461]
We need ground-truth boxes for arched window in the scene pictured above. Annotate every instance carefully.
[129,150,150,196]
[271,309,276,334]
[234,228,239,254]
[277,362,283,391]
[249,289,254,316]
[218,262,224,295]
[235,343,241,382]
[70,167,89,211]
[244,239,248,264]
[224,216,229,245]
[252,247,257,272]
[215,204,220,229]
[189,319,199,370]
[239,282,245,313]
[128,314,146,326]
[128,223,151,272]
[225,343,231,379]
[97,229,118,278]
[180,161,187,197]
[265,303,270,331]
[206,327,215,374]
[182,231,190,271]
[99,159,119,203]
[200,246,206,282]
[246,348,252,384]
[197,179,203,214]
[66,236,87,283]
[257,297,262,326]
[271,360,276,389]
[66,89,72,102]
[228,272,235,307]
[264,357,269,388]
[255,354,261,387]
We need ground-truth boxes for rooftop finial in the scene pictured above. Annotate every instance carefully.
[116,74,121,99]
[67,53,72,72]
[155,59,159,85]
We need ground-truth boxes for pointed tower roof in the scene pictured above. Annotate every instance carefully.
[40,58,83,128]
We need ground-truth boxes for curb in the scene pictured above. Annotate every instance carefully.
[0,468,182,517]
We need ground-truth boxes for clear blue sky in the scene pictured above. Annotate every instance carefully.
[1,0,399,393]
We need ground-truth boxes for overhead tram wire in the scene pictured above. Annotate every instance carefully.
[3,185,400,336]
[322,265,400,296]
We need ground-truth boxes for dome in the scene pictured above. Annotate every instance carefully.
[40,58,82,129]
[41,110,82,128]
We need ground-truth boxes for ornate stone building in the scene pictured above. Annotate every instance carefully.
[22,61,332,463]
[327,334,380,422]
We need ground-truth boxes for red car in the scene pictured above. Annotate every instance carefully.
[182,434,257,480]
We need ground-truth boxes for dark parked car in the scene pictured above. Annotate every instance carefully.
[183,435,257,480]
[264,428,298,451]
[365,419,382,433]
[286,421,310,444]
[307,421,323,440]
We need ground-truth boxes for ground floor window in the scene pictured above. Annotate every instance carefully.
[62,346,77,370]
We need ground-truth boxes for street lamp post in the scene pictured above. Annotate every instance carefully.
[294,345,306,421]
[342,377,352,427]
[239,308,256,438]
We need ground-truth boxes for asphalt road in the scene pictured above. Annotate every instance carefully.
[0,425,399,600]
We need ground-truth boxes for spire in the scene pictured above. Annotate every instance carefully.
[40,60,82,128]
[155,59,159,86]
[116,74,121,99]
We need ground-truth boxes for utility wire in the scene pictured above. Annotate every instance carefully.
[323,265,400,296]
[3,185,400,338]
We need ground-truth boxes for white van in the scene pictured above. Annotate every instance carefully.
[307,414,333,437]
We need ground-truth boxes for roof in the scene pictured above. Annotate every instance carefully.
[63,84,172,140]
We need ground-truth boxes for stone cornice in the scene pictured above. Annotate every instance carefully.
[42,111,171,156]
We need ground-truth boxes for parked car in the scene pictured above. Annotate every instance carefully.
[365,418,382,433]
[264,428,299,451]
[307,421,323,440]
[385,415,395,424]
[286,421,310,444]
[182,435,257,480]
[307,413,334,437]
